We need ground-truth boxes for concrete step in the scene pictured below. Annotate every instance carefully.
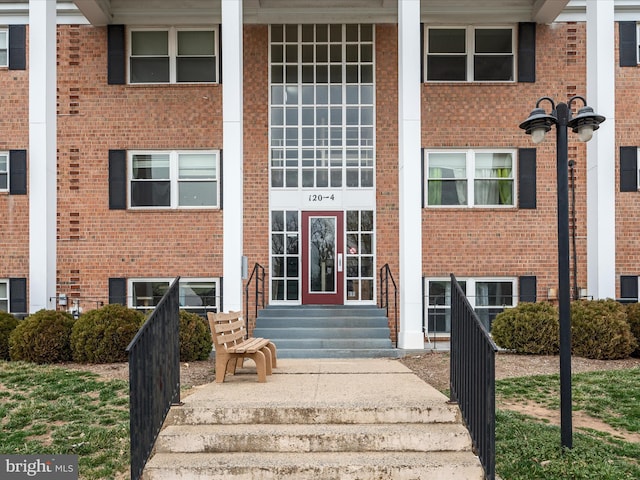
[268,338,393,349]
[276,347,401,358]
[154,423,472,453]
[255,316,390,328]
[257,305,388,318]
[142,451,485,480]
[252,327,391,339]
[166,403,461,426]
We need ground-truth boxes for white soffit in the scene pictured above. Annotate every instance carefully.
[68,0,575,26]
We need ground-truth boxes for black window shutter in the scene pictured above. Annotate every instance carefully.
[517,22,536,83]
[218,24,222,84]
[9,150,27,195]
[420,23,425,83]
[108,278,127,305]
[518,148,536,209]
[8,25,26,70]
[619,21,637,67]
[620,146,638,192]
[620,275,639,301]
[519,276,537,303]
[108,25,126,85]
[109,150,127,209]
[9,278,27,314]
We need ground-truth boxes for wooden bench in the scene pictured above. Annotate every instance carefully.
[207,311,277,383]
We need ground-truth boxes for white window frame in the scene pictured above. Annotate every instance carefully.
[128,278,219,312]
[424,25,515,82]
[425,277,517,334]
[128,27,219,84]
[0,279,8,312]
[0,152,8,192]
[128,150,219,210]
[424,148,517,208]
[0,28,7,68]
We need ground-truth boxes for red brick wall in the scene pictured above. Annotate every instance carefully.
[0,28,29,278]
[615,22,640,295]
[56,25,224,310]
[375,25,400,290]
[422,23,589,301]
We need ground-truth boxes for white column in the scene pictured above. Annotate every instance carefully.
[586,0,615,299]
[29,0,57,312]
[222,0,244,311]
[397,0,423,349]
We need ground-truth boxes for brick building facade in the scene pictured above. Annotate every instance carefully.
[0,1,638,351]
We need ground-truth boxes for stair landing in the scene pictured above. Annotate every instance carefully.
[142,358,484,479]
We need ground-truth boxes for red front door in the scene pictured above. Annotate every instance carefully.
[301,211,344,304]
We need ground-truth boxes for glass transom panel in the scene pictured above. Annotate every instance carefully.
[270,24,375,189]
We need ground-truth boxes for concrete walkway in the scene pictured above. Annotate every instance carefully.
[180,357,452,411]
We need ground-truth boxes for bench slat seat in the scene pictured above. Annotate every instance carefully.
[208,311,277,383]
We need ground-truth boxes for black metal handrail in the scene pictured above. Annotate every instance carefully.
[379,264,398,347]
[450,274,498,480]
[244,263,265,332]
[126,277,181,480]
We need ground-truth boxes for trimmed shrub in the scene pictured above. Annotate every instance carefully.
[491,302,559,355]
[70,304,145,363]
[9,310,75,363]
[180,310,212,362]
[571,299,636,360]
[0,311,19,360]
[624,303,640,357]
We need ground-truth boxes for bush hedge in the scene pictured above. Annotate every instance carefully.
[571,299,636,360]
[70,304,145,363]
[624,303,640,357]
[179,310,212,362]
[491,302,559,355]
[9,310,75,363]
[0,311,19,360]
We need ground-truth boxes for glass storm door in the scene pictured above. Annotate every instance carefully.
[302,211,344,304]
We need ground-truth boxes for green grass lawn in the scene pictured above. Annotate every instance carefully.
[0,361,129,480]
[0,360,638,480]
[495,368,640,480]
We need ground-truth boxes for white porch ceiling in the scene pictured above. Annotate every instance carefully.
[68,0,570,26]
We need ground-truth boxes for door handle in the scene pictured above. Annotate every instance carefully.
[337,253,343,272]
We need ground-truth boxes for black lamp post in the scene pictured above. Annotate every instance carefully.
[519,96,605,449]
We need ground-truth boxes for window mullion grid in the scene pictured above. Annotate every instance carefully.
[467,26,474,82]
[468,149,475,207]
[170,151,179,209]
[169,28,177,84]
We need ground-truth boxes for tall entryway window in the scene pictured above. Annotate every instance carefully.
[269,24,376,305]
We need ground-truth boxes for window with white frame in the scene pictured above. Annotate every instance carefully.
[346,210,375,301]
[0,29,7,67]
[0,280,8,311]
[425,277,516,334]
[129,150,219,209]
[129,278,219,313]
[425,26,514,82]
[129,27,218,84]
[270,24,375,189]
[271,210,300,301]
[425,149,515,207]
[0,152,8,191]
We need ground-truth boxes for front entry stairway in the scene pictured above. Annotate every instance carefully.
[252,305,397,358]
[142,359,484,479]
